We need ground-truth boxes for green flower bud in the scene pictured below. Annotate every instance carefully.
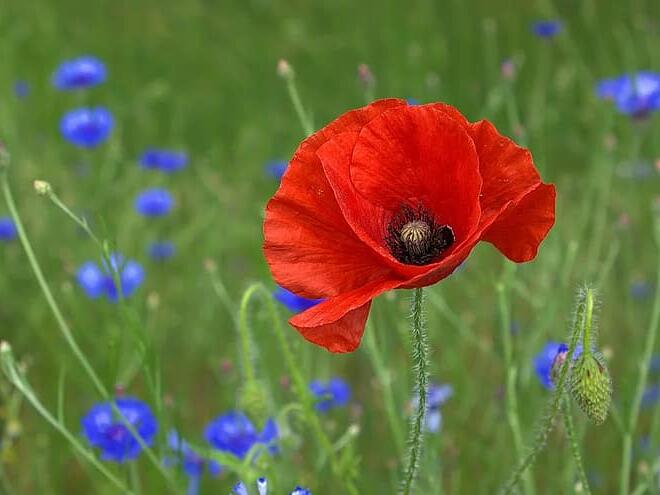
[238,379,270,426]
[569,352,612,424]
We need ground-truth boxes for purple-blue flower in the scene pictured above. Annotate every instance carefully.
[596,72,660,117]
[166,430,221,479]
[81,396,157,463]
[0,217,17,242]
[265,160,287,180]
[232,478,311,495]
[531,20,562,38]
[134,188,174,217]
[273,286,323,313]
[641,385,659,408]
[52,56,107,90]
[630,280,654,300]
[534,341,565,390]
[76,253,145,302]
[412,382,453,433]
[309,378,351,412]
[148,241,176,261]
[406,98,420,105]
[60,107,114,148]
[13,81,30,99]
[139,149,188,173]
[204,411,278,460]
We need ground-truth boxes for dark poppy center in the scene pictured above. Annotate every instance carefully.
[385,205,455,266]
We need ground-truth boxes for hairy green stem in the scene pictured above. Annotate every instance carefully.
[620,215,660,495]
[238,284,260,384]
[401,288,429,495]
[562,398,591,494]
[501,288,593,494]
[283,72,314,136]
[498,276,535,495]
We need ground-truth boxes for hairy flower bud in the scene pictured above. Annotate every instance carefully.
[238,379,270,426]
[570,352,612,424]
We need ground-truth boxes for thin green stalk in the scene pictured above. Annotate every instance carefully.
[562,398,591,495]
[363,321,405,453]
[501,288,593,494]
[620,215,660,495]
[240,283,358,495]
[0,168,177,491]
[497,276,535,495]
[238,284,259,384]
[280,65,314,136]
[401,288,429,495]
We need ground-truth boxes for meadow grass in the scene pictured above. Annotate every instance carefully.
[0,0,659,493]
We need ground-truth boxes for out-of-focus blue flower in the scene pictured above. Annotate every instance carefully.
[13,81,30,99]
[309,378,351,412]
[531,20,562,38]
[534,341,564,390]
[81,396,157,463]
[650,355,660,374]
[76,253,145,302]
[60,107,113,148]
[52,56,107,90]
[265,160,288,180]
[134,188,174,217]
[596,72,660,117]
[406,98,420,105]
[273,286,324,313]
[165,430,221,479]
[139,149,188,173]
[204,411,278,460]
[232,478,310,495]
[641,385,659,408]
[630,280,654,300]
[412,383,453,433]
[0,217,18,242]
[148,241,176,261]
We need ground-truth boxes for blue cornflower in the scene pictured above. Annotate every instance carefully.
[531,20,562,38]
[265,160,288,180]
[309,378,351,412]
[204,411,278,460]
[533,341,565,390]
[165,430,221,480]
[630,280,654,300]
[81,396,157,463]
[13,81,30,99]
[641,385,659,408]
[52,56,107,90]
[76,253,145,302]
[139,149,188,173]
[406,98,420,105]
[273,286,324,313]
[232,478,311,495]
[412,383,453,433]
[650,355,660,374]
[60,107,114,148]
[148,241,176,261]
[595,72,660,117]
[0,217,18,242]
[134,188,174,217]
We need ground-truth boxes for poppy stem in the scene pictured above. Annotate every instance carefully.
[561,397,591,495]
[619,214,660,495]
[401,287,429,495]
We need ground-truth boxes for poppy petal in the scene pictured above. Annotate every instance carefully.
[289,279,399,353]
[482,182,556,262]
[350,105,482,245]
[264,99,406,299]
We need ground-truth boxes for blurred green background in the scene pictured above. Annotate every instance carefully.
[0,0,659,493]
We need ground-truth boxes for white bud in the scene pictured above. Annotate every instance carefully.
[277,58,293,78]
[33,180,52,196]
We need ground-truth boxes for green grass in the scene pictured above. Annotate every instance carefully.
[1,0,659,493]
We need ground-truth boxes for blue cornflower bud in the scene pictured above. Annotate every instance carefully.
[531,20,562,38]
[231,477,310,495]
[13,81,30,99]
[134,188,174,217]
[265,160,288,180]
[148,241,176,261]
[52,56,107,90]
[81,397,157,463]
[60,107,113,148]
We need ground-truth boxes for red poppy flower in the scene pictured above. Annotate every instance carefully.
[264,99,555,353]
